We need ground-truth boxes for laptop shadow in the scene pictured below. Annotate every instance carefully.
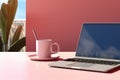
[107,66,120,73]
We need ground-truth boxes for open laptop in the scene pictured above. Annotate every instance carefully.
[49,23,120,72]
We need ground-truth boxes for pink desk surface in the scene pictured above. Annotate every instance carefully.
[0,52,120,80]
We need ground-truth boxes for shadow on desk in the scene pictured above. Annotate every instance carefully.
[30,57,63,62]
[107,66,120,73]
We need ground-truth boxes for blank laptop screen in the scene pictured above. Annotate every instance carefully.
[76,23,120,60]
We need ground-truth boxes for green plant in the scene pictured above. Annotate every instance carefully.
[0,0,26,51]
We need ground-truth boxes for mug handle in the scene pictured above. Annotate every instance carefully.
[50,42,60,54]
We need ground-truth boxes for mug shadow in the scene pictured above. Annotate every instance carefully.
[28,54,63,62]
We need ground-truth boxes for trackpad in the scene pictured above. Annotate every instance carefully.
[68,62,94,68]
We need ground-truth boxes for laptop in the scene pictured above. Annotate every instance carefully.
[49,23,120,72]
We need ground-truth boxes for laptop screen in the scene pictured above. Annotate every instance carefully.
[76,23,120,60]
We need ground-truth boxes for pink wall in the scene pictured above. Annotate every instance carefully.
[26,0,120,51]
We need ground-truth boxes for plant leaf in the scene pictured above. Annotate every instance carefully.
[1,3,9,20]
[0,36,3,51]
[6,0,18,45]
[0,10,6,44]
[0,0,18,45]
[12,25,22,44]
[1,3,9,44]
[8,37,26,51]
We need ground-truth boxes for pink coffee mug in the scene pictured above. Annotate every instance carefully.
[36,39,60,58]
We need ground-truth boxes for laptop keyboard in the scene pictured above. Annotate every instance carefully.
[64,58,120,65]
